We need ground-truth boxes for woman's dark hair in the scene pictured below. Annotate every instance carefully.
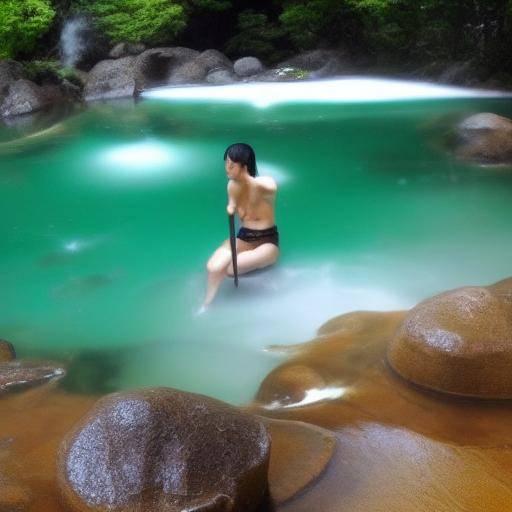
[224,143,257,177]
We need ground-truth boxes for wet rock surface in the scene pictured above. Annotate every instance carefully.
[388,281,512,398]
[134,47,200,90]
[84,56,137,102]
[0,340,15,362]
[57,387,270,512]
[263,417,336,505]
[455,112,512,165]
[0,61,26,97]
[109,42,146,59]
[0,361,66,393]
[0,80,52,118]
[206,68,237,85]
[234,57,265,78]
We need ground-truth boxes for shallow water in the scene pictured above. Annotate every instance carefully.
[1,80,512,403]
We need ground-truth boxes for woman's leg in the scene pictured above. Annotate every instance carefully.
[226,243,279,276]
[202,240,232,308]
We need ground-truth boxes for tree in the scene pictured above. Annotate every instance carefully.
[81,0,187,46]
[0,0,56,59]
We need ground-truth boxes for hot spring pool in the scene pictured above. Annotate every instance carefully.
[1,79,512,403]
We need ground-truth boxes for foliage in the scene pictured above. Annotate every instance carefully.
[280,0,356,50]
[225,10,286,61]
[79,0,187,45]
[0,0,56,59]
[23,59,84,87]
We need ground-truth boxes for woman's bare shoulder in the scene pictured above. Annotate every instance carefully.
[255,176,277,192]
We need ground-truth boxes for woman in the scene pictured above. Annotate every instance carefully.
[200,143,279,310]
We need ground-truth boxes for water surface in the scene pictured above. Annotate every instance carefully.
[1,79,512,403]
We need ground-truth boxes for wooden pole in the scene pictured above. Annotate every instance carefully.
[228,213,239,287]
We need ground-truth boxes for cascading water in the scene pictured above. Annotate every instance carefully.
[60,15,89,68]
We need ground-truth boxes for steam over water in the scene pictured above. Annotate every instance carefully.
[1,80,512,403]
[60,16,88,68]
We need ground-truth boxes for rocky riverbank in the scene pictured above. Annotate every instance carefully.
[1,45,511,121]
[2,276,512,511]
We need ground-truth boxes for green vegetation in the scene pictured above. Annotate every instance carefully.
[79,0,186,45]
[0,0,511,79]
[23,59,84,87]
[0,0,55,59]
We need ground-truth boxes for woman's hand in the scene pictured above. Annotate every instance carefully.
[227,204,235,215]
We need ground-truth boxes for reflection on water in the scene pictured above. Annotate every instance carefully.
[1,81,512,404]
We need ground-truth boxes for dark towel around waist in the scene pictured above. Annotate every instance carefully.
[237,225,279,247]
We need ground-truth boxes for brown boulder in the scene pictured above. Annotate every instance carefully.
[256,364,325,407]
[264,417,336,505]
[0,361,65,393]
[387,284,512,398]
[0,340,15,362]
[455,113,512,165]
[57,387,270,512]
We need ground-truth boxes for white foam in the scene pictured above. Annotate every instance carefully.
[143,77,509,108]
[263,386,348,410]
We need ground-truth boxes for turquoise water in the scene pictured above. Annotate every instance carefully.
[1,81,512,403]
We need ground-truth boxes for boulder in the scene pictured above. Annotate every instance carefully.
[134,47,200,90]
[57,387,270,512]
[0,79,51,118]
[84,56,137,101]
[109,42,146,59]
[233,57,265,78]
[455,113,512,165]
[167,59,209,84]
[196,49,233,71]
[280,50,348,71]
[0,340,15,362]
[0,360,66,393]
[206,68,237,85]
[387,283,512,398]
[256,364,325,407]
[168,49,233,84]
[0,60,26,97]
[264,418,336,505]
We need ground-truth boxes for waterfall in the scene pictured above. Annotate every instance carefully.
[60,16,89,68]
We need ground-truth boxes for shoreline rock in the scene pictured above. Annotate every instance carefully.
[0,360,66,393]
[454,112,512,166]
[1,48,511,118]
[0,340,16,362]
[57,387,270,512]
[387,279,512,398]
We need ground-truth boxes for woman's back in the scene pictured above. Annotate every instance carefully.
[229,176,277,230]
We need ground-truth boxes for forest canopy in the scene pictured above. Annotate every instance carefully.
[1,0,511,75]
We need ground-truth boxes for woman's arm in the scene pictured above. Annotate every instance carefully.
[226,179,239,215]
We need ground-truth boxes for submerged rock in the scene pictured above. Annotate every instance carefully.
[234,57,265,78]
[455,112,512,165]
[57,387,270,512]
[263,417,336,505]
[257,364,326,407]
[0,340,15,362]
[387,281,512,398]
[0,361,66,393]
